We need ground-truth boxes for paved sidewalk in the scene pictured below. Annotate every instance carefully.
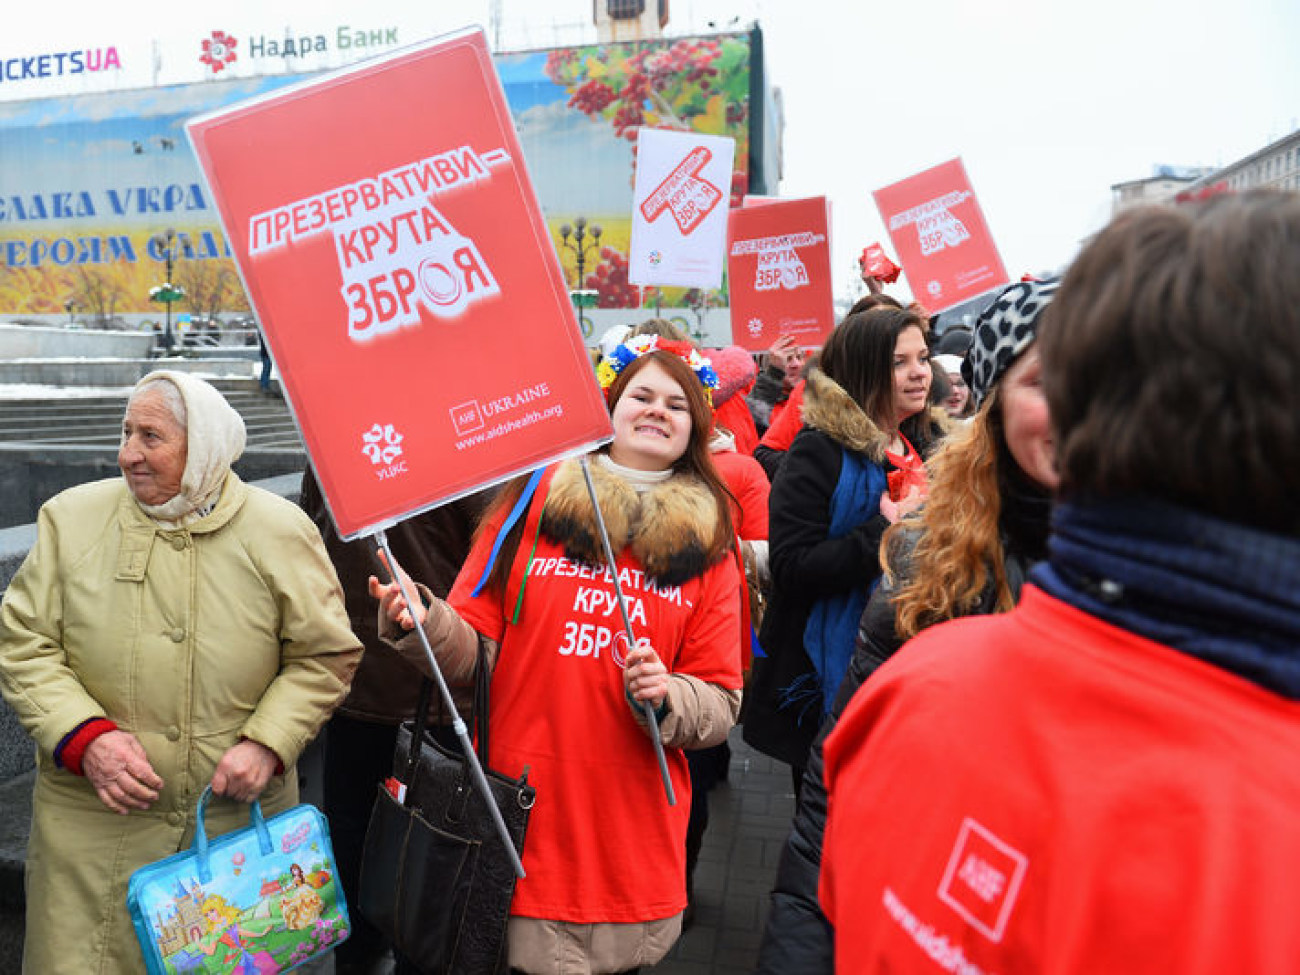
[652,729,795,974]
[303,727,796,975]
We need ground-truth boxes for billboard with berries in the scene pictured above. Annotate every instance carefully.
[0,28,773,339]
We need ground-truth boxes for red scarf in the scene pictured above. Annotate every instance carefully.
[884,433,928,502]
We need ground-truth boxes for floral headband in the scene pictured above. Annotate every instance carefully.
[595,335,720,405]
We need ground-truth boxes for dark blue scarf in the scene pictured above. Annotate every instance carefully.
[802,448,888,717]
[1030,498,1300,700]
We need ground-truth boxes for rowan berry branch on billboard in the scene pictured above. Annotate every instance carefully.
[725,196,835,352]
[187,28,612,540]
[246,144,509,339]
[872,158,1009,315]
[628,128,735,290]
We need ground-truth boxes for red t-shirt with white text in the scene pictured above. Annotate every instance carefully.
[448,471,742,923]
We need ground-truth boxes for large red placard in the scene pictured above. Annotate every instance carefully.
[187,29,612,539]
[725,196,835,352]
[873,158,1009,314]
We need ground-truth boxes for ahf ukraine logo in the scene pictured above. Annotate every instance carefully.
[199,31,238,74]
[937,817,1028,942]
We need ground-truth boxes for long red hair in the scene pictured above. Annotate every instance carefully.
[886,386,1012,638]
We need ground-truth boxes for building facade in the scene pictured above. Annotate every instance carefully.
[1111,129,1300,216]
[1178,129,1300,199]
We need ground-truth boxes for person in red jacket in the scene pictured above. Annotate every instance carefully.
[821,189,1300,973]
[708,344,761,456]
[747,334,805,441]
[374,336,743,974]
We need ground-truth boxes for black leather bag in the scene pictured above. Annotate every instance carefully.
[358,648,535,975]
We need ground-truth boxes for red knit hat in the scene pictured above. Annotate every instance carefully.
[707,346,758,407]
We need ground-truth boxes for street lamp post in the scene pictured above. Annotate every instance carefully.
[558,215,603,292]
[558,217,603,338]
[149,228,185,354]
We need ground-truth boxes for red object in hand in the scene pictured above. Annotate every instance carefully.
[887,463,928,503]
[860,243,901,284]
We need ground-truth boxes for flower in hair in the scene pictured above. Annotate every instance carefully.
[596,334,719,404]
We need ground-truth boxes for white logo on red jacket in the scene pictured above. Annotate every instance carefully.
[937,818,1028,942]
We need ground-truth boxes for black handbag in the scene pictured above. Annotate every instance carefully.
[358,645,535,974]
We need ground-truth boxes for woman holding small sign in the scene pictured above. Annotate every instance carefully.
[372,335,744,974]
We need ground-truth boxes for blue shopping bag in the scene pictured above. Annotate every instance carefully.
[126,785,350,974]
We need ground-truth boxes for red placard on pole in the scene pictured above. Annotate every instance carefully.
[186,28,612,540]
[873,158,1009,314]
[725,196,835,352]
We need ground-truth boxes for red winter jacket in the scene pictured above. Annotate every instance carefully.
[822,585,1300,974]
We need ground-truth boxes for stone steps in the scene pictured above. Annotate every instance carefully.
[0,380,308,528]
[0,381,305,452]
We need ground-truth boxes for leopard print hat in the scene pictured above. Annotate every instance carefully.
[961,277,1060,408]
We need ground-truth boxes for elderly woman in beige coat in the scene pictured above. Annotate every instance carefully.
[0,371,362,974]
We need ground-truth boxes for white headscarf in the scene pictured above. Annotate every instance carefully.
[932,354,965,376]
[125,370,247,524]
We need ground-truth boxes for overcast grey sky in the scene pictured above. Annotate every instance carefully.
[9,0,1299,303]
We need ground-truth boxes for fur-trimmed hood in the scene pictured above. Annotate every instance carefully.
[800,366,893,463]
[540,458,730,587]
[801,366,952,463]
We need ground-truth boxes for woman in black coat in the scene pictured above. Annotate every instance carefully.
[742,307,941,795]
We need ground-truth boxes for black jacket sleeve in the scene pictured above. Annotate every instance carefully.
[747,364,788,434]
[755,533,914,972]
[767,429,889,603]
[753,442,787,483]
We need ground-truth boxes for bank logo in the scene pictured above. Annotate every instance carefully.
[200,31,239,75]
[361,423,403,465]
[937,817,1028,943]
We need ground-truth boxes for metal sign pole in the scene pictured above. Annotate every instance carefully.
[375,529,526,878]
[579,455,677,806]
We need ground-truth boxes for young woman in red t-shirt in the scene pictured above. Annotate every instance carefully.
[372,337,743,974]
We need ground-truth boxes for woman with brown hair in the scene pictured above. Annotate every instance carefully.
[932,352,974,419]
[742,305,943,801]
[755,277,1059,972]
[372,335,743,974]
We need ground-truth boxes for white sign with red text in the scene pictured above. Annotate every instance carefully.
[628,127,735,289]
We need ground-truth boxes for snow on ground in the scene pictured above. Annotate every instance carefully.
[0,384,137,399]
